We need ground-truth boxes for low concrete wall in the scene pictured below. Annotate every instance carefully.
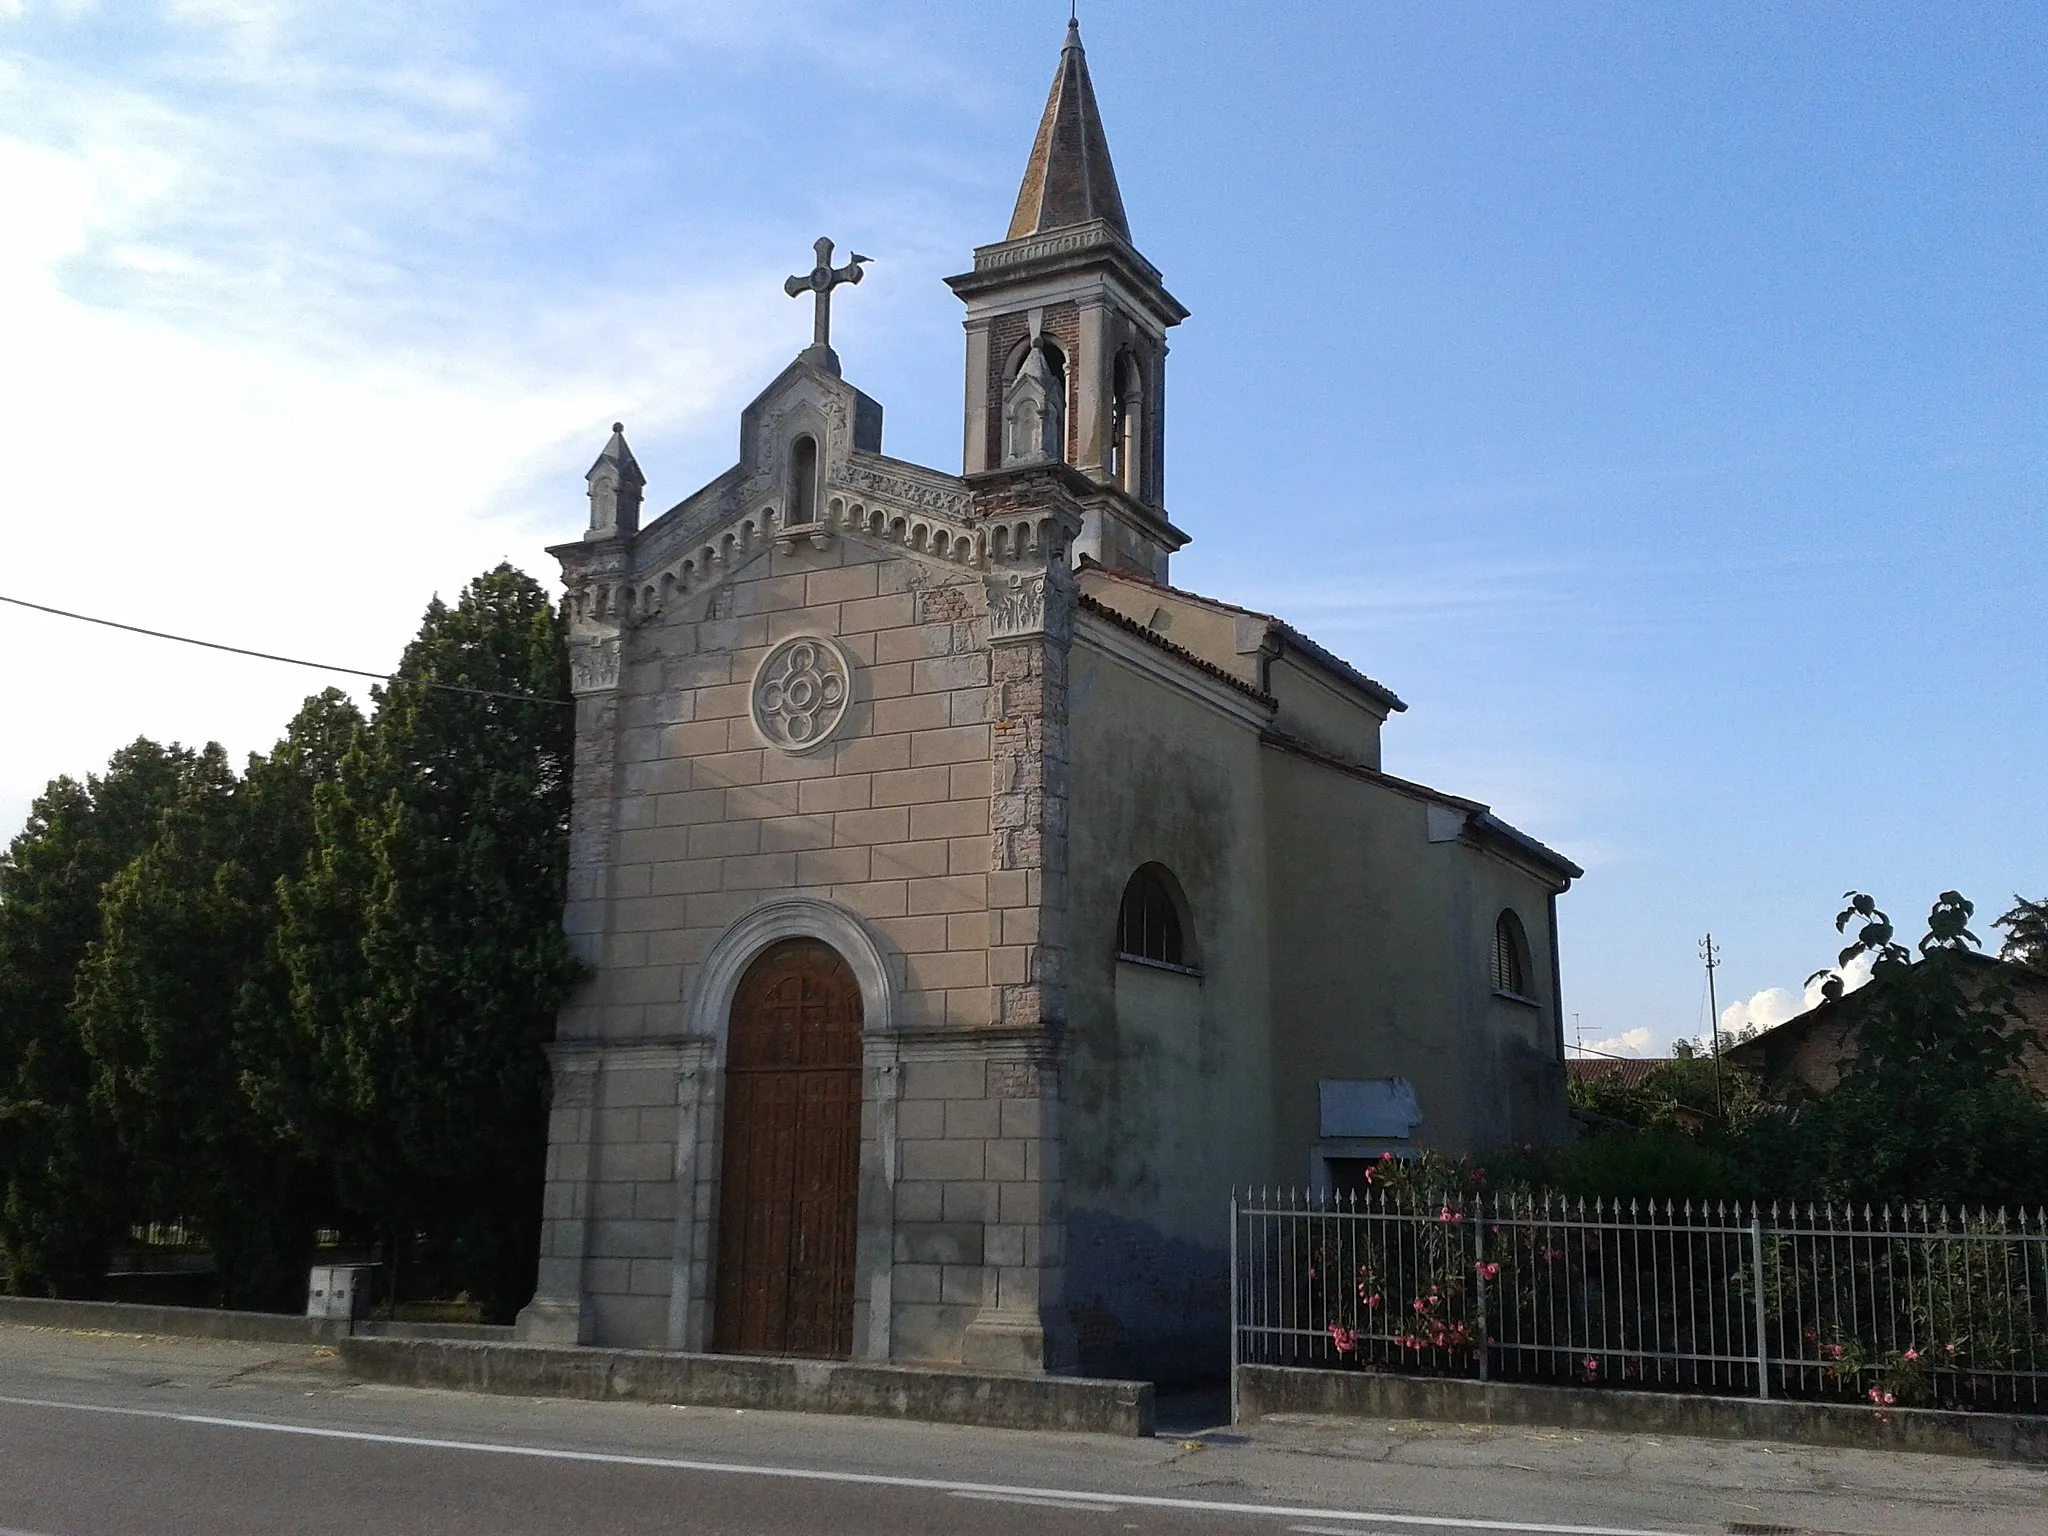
[0,1295,516,1347]
[344,1337,1155,1438]
[1235,1365,2048,1464]
[0,1294,348,1344]
[350,1320,517,1342]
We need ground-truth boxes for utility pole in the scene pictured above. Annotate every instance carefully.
[1700,933,1724,1118]
[1573,1012,1583,1057]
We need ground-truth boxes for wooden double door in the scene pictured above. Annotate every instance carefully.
[712,938,863,1359]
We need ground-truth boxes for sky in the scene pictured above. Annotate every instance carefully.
[1,1,2042,1054]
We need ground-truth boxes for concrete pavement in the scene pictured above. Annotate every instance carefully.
[1,1324,2042,1534]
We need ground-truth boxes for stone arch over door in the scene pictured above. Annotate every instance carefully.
[678,898,901,1361]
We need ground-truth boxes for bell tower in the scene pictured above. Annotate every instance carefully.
[947,18,1190,579]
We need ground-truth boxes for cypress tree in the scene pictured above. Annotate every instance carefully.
[0,741,203,1292]
[75,693,363,1308]
[279,566,579,1317]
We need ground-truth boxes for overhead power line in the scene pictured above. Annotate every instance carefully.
[0,593,574,709]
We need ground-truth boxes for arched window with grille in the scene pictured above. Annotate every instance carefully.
[1117,864,1193,970]
[1492,909,1532,998]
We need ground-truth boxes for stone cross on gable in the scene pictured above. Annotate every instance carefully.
[785,237,870,357]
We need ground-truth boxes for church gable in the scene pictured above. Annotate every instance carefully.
[558,361,1073,666]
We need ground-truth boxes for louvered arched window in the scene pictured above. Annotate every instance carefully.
[1492,910,1531,997]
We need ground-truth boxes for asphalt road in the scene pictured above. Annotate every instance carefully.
[0,1327,2042,1535]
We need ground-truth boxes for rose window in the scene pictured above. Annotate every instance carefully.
[751,636,853,753]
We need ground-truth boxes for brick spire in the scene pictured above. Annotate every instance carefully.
[1006,18,1130,242]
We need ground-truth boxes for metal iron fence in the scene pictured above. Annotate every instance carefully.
[1231,1190,2048,1415]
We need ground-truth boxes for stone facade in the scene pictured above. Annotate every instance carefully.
[519,20,1582,1381]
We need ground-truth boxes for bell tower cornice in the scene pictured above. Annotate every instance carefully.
[944,220,1186,333]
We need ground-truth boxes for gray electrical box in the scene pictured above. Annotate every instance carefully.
[306,1264,372,1320]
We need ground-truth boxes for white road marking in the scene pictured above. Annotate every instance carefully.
[952,1491,1121,1512]
[0,1393,1699,1536]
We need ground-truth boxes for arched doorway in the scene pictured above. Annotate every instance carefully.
[713,937,863,1358]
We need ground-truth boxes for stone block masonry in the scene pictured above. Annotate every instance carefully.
[560,538,1000,1045]
[535,457,1086,1369]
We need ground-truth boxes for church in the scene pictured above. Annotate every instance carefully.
[518,20,1579,1382]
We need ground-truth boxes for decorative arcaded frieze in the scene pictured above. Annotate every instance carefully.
[562,486,1073,636]
[838,460,971,517]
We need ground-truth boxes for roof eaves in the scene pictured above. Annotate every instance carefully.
[1076,592,1276,706]
[1086,566,1407,713]
[1259,730,1581,885]
[1272,621,1408,715]
[1469,811,1585,884]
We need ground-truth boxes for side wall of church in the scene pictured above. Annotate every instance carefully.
[1260,748,1566,1167]
[1061,631,1274,1381]
[554,532,1032,1355]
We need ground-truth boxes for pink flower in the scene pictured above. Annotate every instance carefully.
[1329,1324,1358,1354]
[1902,1348,1919,1363]
[1584,1356,1600,1376]
[1476,1261,1500,1279]
[1362,1292,1383,1309]
[1867,1387,1895,1407]
[1437,1205,1464,1224]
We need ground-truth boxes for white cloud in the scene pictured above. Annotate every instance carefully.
[0,2,806,840]
[1718,948,1875,1037]
[1585,1027,1654,1057]
[1717,986,1803,1036]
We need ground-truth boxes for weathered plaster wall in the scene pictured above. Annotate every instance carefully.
[1266,655,1386,769]
[1076,575,1262,689]
[1062,629,1272,1379]
[1260,746,1566,1172]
